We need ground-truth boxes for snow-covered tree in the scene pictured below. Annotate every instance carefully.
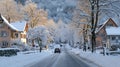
[0,0,24,22]
[89,0,120,52]
[27,26,49,49]
[45,19,57,43]
[67,23,84,48]
[98,0,120,25]
[74,0,120,52]
[76,0,120,25]
[27,26,49,46]
[37,0,76,23]
[54,20,70,43]
[23,0,48,28]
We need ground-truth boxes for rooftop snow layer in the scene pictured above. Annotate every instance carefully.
[1,15,18,31]
[10,21,27,32]
[106,27,120,35]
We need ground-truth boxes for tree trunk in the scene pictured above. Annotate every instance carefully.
[91,1,95,53]
[32,39,35,47]
[37,38,42,52]
[91,31,96,52]
[40,47,42,52]
[90,0,99,53]
[83,25,87,51]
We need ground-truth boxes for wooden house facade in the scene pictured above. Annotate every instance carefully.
[106,27,120,47]
[0,15,28,48]
[96,18,118,47]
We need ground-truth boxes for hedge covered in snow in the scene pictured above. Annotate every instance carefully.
[0,48,19,57]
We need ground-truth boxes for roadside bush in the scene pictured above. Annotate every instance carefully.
[11,39,30,51]
[0,48,19,57]
[110,45,118,51]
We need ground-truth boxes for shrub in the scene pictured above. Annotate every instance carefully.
[11,39,30,51]
[110,45,118,51]
[0,48,19,57]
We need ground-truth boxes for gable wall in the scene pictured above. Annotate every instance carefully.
[0,23,12,47]
[105,19,118,27]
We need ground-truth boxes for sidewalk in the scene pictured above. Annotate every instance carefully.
[71,48,120,67]
[0,50,53,67]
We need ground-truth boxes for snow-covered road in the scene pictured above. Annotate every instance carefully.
[26,49,99,67]
[1,44,120,67]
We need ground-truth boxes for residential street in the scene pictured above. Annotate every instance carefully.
[26,49,98,67]
[0,0,120,67]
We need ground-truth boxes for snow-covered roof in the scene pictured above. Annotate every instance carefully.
[96,18,118,33]
[1,15,18,31]
[10,21,27,32]
[95,19,109,33]
[106,27,120,35]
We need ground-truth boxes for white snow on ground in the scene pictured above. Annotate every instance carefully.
[0,50,53,67]
[1,44,120,67]
[70,47,120,67]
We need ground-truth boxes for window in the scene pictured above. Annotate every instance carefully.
[0,23,5,28]
[118,36,120,40]
[107,24,113,26]
[106,24,113,28]
[112,36,116,40]
[15,33,19,38]
[0,31,8,37]
[1,41,8,48]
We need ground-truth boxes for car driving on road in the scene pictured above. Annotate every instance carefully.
[54,48,61,53]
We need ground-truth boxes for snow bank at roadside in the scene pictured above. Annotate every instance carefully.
[71,48,120,67]
[65,44,72,50]
[0,50,53,67]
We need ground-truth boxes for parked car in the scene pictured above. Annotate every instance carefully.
[54,48,61,53]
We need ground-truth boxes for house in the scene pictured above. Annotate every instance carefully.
[10,21,28,44]
[106,27,120,48]
[96,18,118,47]
[0,15,28,48]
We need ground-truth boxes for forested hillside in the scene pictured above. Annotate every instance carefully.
[14,0,120,25]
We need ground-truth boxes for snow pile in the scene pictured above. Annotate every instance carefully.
[71,48,120,67]
[65,44,72,50]
[0,50,53,67]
